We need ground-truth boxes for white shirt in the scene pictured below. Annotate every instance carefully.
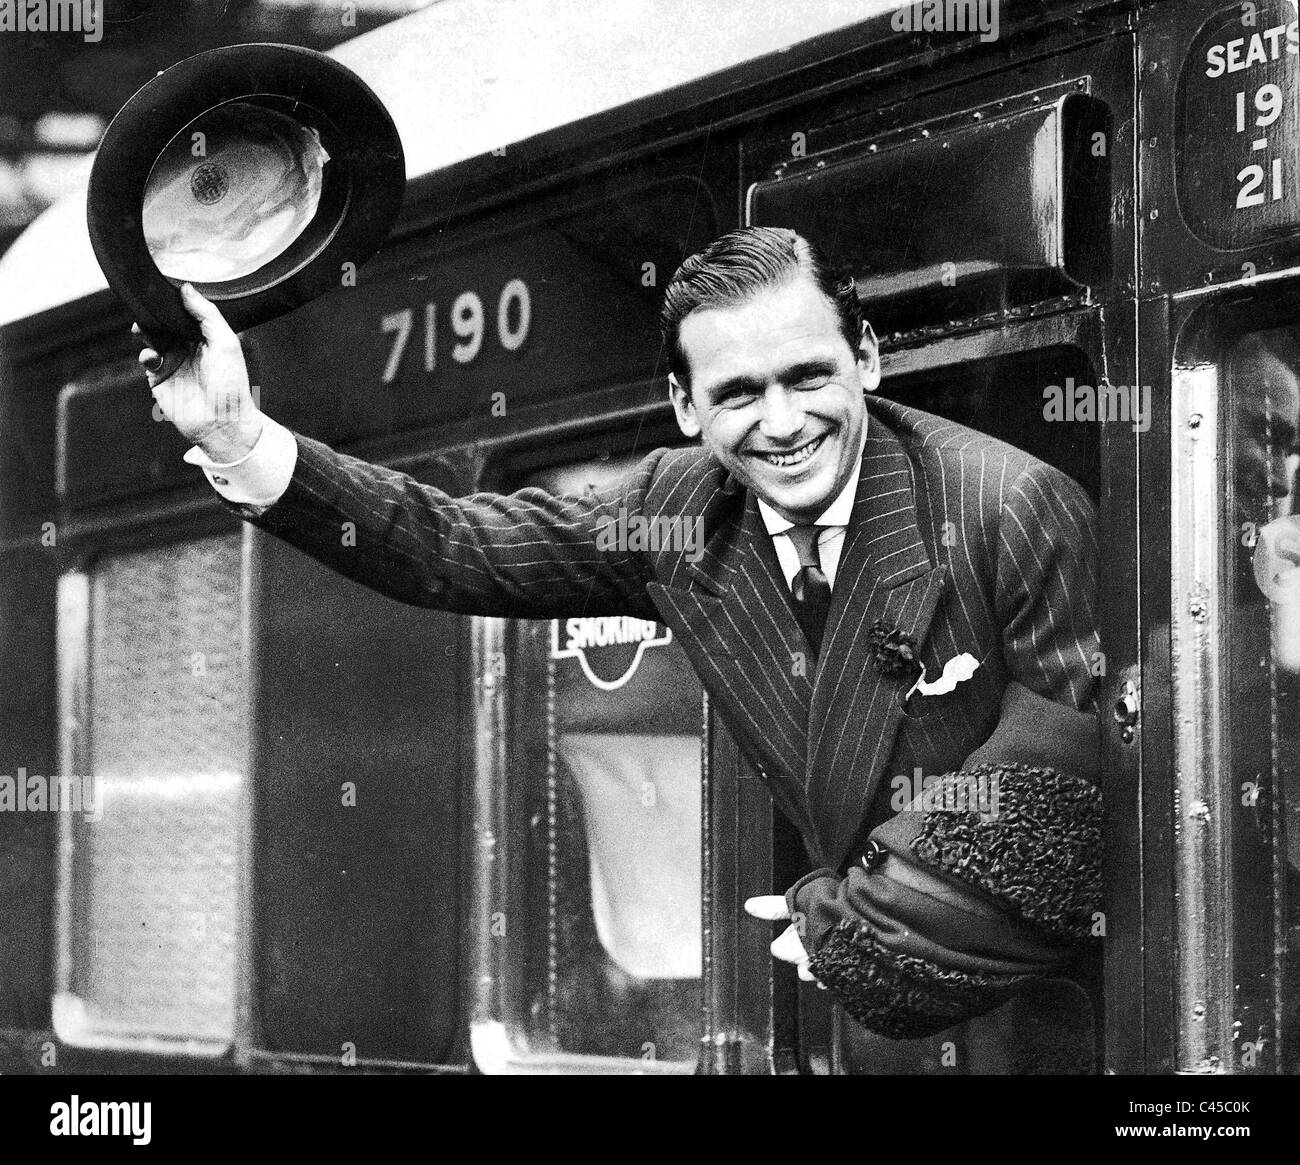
[756,418,868,592]
[183,413,298,507]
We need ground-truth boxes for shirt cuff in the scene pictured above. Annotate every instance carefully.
[182,414,298,507]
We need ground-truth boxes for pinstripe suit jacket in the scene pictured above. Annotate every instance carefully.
[240,395,1100,873]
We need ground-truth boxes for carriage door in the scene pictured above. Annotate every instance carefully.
[469,451,707,1073]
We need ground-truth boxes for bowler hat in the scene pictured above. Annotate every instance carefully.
[87,43,404,351]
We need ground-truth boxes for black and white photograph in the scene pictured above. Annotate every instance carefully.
[0,0,1297,1140]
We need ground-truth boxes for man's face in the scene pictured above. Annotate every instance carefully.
[669,273,878,524]
[1233,339,1300,518]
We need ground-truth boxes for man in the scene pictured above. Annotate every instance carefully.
[139,227,1101,1049]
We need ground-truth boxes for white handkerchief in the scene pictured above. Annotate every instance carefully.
[906,652,981,700]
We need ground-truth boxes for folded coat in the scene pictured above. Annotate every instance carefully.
[790,680,1102,1040]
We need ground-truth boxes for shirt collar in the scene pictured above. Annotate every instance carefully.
[757,414,869,536]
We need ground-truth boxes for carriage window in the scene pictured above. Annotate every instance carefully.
[851,346,1103,1074]
[54,533,247,1052]
[474,452,704,1072]
[881,345,1102,502]
[1226,324,1300,1073]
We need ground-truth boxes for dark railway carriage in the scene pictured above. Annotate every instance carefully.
[2,0,1299,1074]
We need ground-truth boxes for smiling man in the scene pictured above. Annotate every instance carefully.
[141,226,1102,1059]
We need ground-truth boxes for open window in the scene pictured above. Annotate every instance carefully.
[842,336,1106,1074]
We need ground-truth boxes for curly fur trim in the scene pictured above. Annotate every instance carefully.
[908,763,1102,943]
[808,919,1024,1040]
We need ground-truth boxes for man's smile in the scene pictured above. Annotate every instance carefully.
[753,432,829,470]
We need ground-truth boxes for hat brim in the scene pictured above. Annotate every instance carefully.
[87,42,405,344]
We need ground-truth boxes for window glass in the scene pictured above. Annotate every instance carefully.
[1227,324,1300,1072]
[56,533,245,1050]
[506,453,704,1067]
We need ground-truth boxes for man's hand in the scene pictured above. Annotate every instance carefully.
[744,895,821,984]
[135,282,264,463]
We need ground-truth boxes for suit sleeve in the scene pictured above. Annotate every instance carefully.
[992,461,1101,713]
[788,460,1102,980]
[224,430,664,620]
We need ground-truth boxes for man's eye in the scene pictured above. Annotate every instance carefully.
[794,376,832,390]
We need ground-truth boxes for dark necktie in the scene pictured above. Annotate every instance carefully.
[785,524,832,655]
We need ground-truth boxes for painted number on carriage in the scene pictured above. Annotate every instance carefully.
[379,278,532,384]
[1234,84,1286,209]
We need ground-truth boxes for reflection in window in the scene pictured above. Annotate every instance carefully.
[1228,325,1300,1073]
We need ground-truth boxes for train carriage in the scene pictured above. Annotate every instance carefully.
[1,0,1298,1075]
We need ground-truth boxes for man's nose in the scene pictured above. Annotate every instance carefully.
[757,386,804,442]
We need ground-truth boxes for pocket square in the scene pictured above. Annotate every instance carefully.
[906,651,980,700]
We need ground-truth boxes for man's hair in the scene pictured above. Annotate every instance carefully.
[659,226,864,387]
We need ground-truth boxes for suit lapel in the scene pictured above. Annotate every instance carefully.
[646,478,813,801]
[806,416,949,867]
[645,416,948,866]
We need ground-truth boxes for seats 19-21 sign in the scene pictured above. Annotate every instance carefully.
[1176,1,1300,250]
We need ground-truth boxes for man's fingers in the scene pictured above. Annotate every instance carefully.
[770,923,807,964]
[744,894,791,921]
[180,282,234,347]
[772,925,819,983]
[1277,536,1300,565]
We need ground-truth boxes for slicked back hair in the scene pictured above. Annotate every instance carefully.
[660,226,864,390]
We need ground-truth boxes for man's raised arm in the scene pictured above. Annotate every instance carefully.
[139,284,661,621]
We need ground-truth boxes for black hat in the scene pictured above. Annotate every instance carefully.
[87,42,404,348]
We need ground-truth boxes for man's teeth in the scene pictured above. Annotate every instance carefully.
[764,436,823,467]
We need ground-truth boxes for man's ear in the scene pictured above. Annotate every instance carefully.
[669,373,702,439]
[857,319,882,393]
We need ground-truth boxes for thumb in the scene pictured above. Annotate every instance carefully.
[771,924,808,965]
[180,282,235,347]
[744,895,791,922]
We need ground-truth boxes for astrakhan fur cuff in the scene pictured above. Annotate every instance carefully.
[908,762,1102,943]
[809,919,1025,1040]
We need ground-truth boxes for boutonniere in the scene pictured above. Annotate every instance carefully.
[866,620,923,681]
